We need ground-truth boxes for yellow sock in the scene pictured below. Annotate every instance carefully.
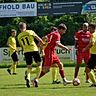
[13,64,17,73]
[52,67,57,81]
[26,69,31,80]
[88,71,96,84]
[31,68,37,74]
[9,64,14,70]
[36,66,42,79]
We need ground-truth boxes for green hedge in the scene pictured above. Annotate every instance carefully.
[0,62,86,68]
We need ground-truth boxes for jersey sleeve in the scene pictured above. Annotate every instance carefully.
[30,30,38,37]
[74,32,79,49]
[55,33,60,42]
[17,35,22,47]
[7,37,11,45]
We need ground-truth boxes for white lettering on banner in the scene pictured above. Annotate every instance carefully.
[0,2,37,17]
[0,46,76,64]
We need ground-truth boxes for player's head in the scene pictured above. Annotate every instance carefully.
[19,22,26,32]
[11,29,17,37]
[58,23,67,35]
[82,22,89,32]
[51,27,57,32]
[88,23,96,33]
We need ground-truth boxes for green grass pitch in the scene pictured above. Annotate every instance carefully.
[0,67,95,96]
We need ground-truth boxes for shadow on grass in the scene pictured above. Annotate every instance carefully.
[0,83,26,89]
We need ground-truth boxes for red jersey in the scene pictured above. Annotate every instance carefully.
[45,31,60,51]
[75,30,91,52]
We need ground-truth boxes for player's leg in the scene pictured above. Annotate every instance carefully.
[57,62,72,85]
[51,64,61,84]
[30,56,45,74]
[53,54,72,86]
[12,52,18,75]
[7,64,14,75]
[31,51,42,87]
[39,49,52,78]
[84,52,91,83]
[7,51,18,75]
[86,68,96,87]
[74,52,82,79]
[24,52,32,88]
[86,54,96,87]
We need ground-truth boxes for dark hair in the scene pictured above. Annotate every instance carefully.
[11,29,16,33]
[19,22,26,29]
[58,23,67,30]
[89,23,96,29]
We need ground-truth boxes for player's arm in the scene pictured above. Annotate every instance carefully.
[7,43,15,49]
[56,41,70,51]
[74,36,78,49]
[82,36,93,52]
[7,38,15,50]
[34,35,44,46]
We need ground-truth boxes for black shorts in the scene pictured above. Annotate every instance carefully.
[87,54,96,69]
[11,51,19,62]
[24,51,41,65]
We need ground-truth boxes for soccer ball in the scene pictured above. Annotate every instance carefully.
[73,78,80,86]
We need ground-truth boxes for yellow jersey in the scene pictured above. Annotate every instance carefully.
[7,36,16,56]
[17,30,38,53]
[90,31,96,54]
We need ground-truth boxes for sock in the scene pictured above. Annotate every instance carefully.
[26,69,31,80]
[86,72,89,81]
[52,67,57,81]
[59,69,65,78]
[88,71,96,85]
[13,64,17,73]
[39,71,46,78]
[36,66,42,79]
[9,64,14,70]
[31,68,37,74]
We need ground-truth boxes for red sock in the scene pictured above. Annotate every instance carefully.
[39,71,46,78]
[86,73,89,80]
[59,69,65,78]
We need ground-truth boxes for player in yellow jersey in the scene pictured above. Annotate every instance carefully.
[18,22,44,88]
[7,29,18,75]
[84,23,96,87]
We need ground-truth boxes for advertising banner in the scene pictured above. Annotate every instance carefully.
[0,46,76,64]
[0,2,37,17]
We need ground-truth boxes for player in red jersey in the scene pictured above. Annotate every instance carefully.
[73,23,92,83]
[32,23,72,87]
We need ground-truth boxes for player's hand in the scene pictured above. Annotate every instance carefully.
[66,48,72,51]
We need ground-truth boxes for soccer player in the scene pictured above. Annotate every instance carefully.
[85,23,96,87]
[7,29,18,75]
[42,27,61,84]
[73,23,91,83]
[35,23,72,87]
[17,22,44,88]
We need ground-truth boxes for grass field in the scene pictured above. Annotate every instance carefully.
[0,67,96,96]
